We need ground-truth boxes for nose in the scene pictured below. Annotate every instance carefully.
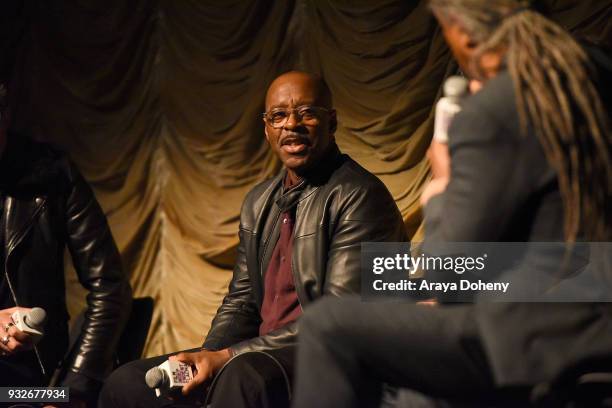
[283,110,299,130]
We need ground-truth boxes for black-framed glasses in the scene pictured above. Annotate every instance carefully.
[262,105,331,129]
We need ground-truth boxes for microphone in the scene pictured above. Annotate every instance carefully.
[145,359,194,397]
[433,76,469,143]
[11,307,47,343]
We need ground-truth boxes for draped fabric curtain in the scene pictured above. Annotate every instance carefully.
[3,0,610,356]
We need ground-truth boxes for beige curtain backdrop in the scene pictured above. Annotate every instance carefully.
[5,0,611,356]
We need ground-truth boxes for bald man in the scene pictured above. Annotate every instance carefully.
[99,71,407,408]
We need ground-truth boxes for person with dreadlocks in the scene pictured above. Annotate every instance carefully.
[290,1,612,407]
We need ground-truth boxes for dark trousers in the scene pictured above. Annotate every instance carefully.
[0,353,45,408]
[99,347,294,408]
[0,354,44,387]
[292,298,497,408]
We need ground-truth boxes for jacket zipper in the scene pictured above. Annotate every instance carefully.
[259,210,281,277]
[291,203,304,311]
[4,198,48,376]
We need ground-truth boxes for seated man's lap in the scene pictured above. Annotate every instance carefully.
[99,349,200,408]
[100,347,294,408]
[0,353,46,387]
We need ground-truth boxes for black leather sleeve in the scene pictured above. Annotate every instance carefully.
[61,160,132,386]
[202,225,261,351]
[323,178,408,296]
[229,320,298,355]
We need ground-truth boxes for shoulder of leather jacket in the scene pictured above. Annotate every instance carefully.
[240,153,391,221]
[328,155,390,192]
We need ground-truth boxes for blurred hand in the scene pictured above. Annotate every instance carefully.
[0,307,34,356]
[421,78,484,207]
[427,140,450,180]
[171,348,231,396]
[469,79,483,94]
[417,299,438,307]
[422,139,451,206]
[420,177,449,206]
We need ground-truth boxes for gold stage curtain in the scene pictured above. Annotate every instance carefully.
[7,0,611,356]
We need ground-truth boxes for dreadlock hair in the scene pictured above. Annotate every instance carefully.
[430,0,612,242]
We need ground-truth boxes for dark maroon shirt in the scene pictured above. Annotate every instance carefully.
[259,179,303,336]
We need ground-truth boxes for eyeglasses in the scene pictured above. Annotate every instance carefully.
[262,105,331,129]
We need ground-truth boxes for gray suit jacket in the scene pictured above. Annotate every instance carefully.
[423,70,612,386]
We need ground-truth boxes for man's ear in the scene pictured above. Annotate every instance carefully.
[329,109,337,134]
[479,51,503,79]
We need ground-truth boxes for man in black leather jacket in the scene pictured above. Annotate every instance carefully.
[0,120,132,404]
[99,71,407,408]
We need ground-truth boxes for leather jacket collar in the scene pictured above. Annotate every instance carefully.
[1,135,52,263]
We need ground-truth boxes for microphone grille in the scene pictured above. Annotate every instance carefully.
[145,367,166,389]
[443,76,469,98]
[26,308,47,329]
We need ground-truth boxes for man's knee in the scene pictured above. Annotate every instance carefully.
[209,352,290,406]
[213,352,276,393]
[99,361,136,407]
[99,358,157,408]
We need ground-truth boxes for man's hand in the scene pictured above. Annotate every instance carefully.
[469,79,483,94]
[0,307,35,356]
[420,176,450,206]
[171,348,232,396]
[427,140,450,180]
[422,139,450,206]
[421,78,485,206]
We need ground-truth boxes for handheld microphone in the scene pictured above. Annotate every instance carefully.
[433,76,469,143]
[11,307,46,343]
[145,359,194,397]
